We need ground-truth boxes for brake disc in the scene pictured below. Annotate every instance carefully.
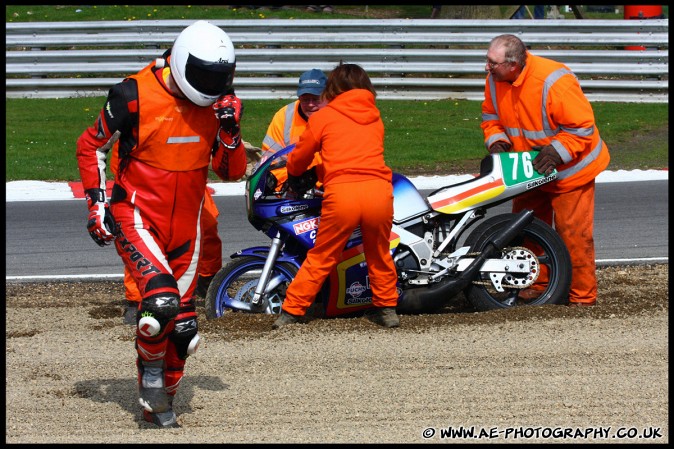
[501,246,540,288]
[234,279,259,304]
[472,246,540,291]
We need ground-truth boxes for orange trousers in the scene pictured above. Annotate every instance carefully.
[281,178,399,316]
[123,189,222,302]
[512,180,597,304]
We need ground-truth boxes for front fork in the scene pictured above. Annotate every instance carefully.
[251,231,283,307]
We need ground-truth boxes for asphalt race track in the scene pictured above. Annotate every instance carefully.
[5,179,668,280]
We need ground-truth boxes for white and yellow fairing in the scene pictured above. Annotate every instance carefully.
[427,151,557,215]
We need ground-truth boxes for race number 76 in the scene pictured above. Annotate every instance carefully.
[508,152,535,180]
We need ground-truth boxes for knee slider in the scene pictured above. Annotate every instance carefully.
[171,316,200,359]
[138,293,180,338]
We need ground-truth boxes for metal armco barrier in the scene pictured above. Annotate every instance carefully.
[5,19,669,103]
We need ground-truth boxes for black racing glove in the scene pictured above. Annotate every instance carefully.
[532,145,562,176]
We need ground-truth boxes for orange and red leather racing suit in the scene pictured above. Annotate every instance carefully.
[76,59,246,397]
[119,191,221,303]
[481,52,610,305]
[281,88,398,316]
[110,138,222,304]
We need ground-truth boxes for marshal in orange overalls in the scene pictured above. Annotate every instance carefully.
[281,88,398,317]
[481,49,610,305]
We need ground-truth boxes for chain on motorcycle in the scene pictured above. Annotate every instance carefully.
[468,246,540,289]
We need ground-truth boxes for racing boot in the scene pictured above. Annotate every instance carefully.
[137,359,170,414]
[143,396,179,428]
[366,306,400,328]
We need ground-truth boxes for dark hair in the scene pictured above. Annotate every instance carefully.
[490,34,528,66]
[321,62,376,102]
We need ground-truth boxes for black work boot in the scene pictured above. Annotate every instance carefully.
[272,310,301,329]
[195,275,214,298]
[366,306,400,328]
[123,300,138,325]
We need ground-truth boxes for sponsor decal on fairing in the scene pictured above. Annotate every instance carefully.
[526,173,556,189]
[346,281,367,298]
[293,217,320,235]
[280,203,309,214]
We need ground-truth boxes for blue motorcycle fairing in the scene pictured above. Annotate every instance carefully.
[230,246,304,269]
[252,197,323,222]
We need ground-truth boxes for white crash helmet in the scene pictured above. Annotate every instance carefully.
[169,20,236,107]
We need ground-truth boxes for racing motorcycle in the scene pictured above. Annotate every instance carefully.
[205,144,571,319]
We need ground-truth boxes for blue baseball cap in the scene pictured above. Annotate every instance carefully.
[297,69,327,97]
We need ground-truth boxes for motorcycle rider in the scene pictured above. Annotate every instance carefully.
[481,34,610,307]
[273,63,400,329]
[111,124,222,323]
[76,20,247,427]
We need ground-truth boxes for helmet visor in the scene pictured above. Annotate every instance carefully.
[185,53,235,97]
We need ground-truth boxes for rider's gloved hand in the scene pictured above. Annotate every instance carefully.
[213,94,243,149]
[85,188,117,247]
[488,141,512,154]
[532,145,562,176]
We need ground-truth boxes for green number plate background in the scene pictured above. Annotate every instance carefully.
[499,151,556,187]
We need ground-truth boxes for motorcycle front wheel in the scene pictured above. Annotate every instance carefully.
[463,214,572,311]
[205,256,299,319]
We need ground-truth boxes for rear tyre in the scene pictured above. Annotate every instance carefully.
[463,214,572,311]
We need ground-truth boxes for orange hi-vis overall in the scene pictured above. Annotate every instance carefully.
[281,88,398,316]
[261,100,308,154]
[261,99,323,187]
[481,52,610,304]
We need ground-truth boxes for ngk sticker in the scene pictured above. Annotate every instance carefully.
[293,217,320,235]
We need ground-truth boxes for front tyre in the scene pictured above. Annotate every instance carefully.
[463,214,572,311]
[205,256,299,319]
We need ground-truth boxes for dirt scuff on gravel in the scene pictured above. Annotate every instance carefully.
[5,264,668,443]
[7,264,666,339]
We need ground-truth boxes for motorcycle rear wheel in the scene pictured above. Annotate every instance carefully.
[463,214,572,311]
[205,256,299,319]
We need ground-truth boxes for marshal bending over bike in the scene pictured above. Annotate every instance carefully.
[205,145,571,320]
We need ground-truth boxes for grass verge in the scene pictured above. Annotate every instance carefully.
[5,98,668,182]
